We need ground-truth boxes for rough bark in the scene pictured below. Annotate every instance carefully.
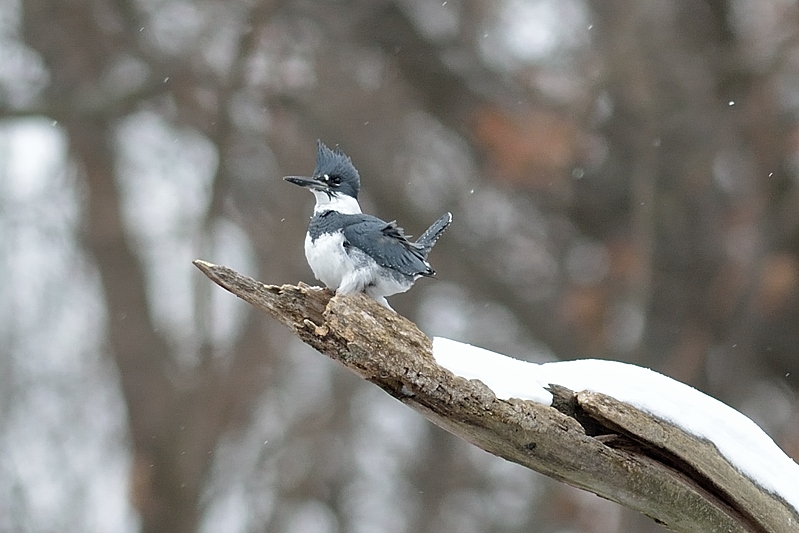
[194,260,798,533]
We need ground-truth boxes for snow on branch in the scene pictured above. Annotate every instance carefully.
[194,260,799,533]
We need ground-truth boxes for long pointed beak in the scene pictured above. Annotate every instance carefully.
[283,175,328,191]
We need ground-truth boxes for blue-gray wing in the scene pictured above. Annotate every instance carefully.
[343,217,433,277]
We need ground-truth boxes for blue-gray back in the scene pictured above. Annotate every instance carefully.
[308,211,432,277]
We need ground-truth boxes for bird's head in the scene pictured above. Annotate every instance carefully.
[284,140,360,202]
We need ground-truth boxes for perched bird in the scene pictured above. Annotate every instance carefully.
[284,140,452,309]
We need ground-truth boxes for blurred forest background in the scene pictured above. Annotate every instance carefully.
[1,0,799,532]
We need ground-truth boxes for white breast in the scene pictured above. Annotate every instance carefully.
[304,232,351,291]
[304,230,416,303]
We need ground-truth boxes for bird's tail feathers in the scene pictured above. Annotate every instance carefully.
[416,212,452,256]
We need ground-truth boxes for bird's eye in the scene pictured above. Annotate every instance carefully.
[329,175,342,186]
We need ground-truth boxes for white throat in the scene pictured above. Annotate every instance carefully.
[312,191,362,214]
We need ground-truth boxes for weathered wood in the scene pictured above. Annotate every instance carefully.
[578,392,799,533]
[193,260,797,533]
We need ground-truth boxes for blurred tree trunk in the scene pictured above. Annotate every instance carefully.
[19,2,274,532]
[67,116,196,533]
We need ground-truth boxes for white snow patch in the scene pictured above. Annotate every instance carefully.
[433,337,553,404]
[432,337,799,514]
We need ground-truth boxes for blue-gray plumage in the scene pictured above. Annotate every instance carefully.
[310,139,360,199]
[284,140,452,309]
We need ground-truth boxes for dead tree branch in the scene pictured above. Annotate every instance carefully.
[193,260,798,533]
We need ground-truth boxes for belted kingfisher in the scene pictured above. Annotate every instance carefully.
[284,140,452,309]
